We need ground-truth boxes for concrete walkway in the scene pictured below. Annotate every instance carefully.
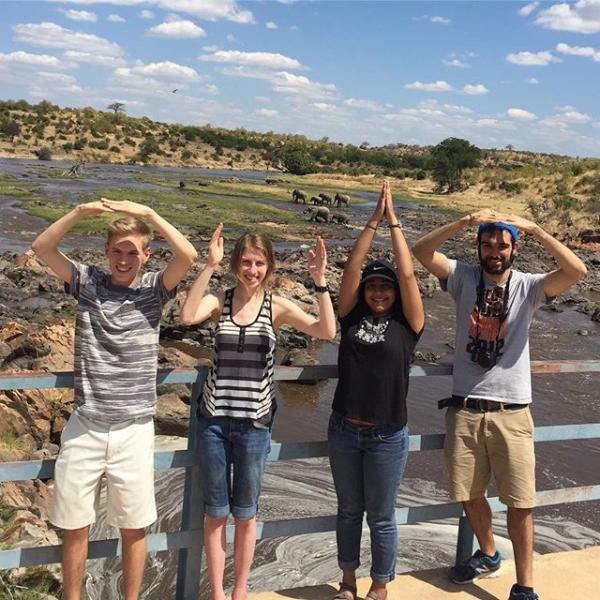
[249,546,599,600]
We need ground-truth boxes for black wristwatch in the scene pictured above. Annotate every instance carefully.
[314,284,330,293]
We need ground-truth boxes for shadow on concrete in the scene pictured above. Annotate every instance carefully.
[410,567,502,600]
[277,583,338,600]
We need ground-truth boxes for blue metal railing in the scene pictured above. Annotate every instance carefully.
[1,360,600,598]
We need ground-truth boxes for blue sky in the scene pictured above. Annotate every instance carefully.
[1,0,599,157]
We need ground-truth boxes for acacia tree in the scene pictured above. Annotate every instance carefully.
[107,102,125,114]
[430,137,481,193]
[2,120,20,142]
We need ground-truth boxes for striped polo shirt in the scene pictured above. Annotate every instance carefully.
[66,261,176,422]
[201,288,277,425]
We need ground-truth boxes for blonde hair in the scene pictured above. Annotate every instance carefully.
[230,232,275,288]
[106,216,153,249]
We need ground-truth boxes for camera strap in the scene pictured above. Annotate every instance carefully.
[474,269,512,350]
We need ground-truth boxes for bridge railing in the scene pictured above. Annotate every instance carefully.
[1,360,600,598]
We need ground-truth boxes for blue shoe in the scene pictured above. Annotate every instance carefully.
[509,583,539,600]
[449,549,502,584]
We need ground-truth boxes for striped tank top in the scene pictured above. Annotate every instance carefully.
[201,288,277,425]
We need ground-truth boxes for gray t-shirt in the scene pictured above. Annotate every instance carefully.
[441,260,547,404]
[66,261,176,422]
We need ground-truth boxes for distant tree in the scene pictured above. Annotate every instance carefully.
[107,102,126,114]
[430,137,481,193]
[505,143,514,152]
[2,120,20,142]
[36,147,52,161]
[138,138,160,160]
[360,140,370,149]
[281,146,316,175]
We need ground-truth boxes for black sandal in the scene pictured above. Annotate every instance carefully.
[332,582,357,600]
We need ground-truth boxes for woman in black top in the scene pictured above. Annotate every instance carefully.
[329,181,424,600]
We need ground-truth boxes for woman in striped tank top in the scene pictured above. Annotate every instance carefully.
[181,224,336,600]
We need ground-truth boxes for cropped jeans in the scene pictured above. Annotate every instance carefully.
[197,415,271,520]
[327,411,409,584]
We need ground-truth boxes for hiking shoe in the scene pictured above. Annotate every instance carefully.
[508,583,539,600]
[449,549,502,584]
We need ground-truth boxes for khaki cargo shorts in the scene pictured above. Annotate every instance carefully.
[49,411,157,530]
[444,405,536,508]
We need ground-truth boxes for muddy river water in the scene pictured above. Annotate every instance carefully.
[1,159,599,598]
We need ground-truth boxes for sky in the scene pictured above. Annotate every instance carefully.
[0,0,599,157]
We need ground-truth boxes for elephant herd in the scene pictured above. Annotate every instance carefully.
[302,206,349,225]
[292,189,350,208]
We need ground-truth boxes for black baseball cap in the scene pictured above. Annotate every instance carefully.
[360,259,398,284]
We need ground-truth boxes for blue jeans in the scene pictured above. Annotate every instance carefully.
[197,415,271,520]
[328,411,409,584]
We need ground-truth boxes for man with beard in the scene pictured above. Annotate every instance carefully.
[412,209,586,600]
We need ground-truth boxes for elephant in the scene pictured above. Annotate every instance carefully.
[292,189,307,203]
[329,212,349,225]
[311,195,324,205]
[303,206,330,223]
[335,193,350,207]
[318,193,333,205]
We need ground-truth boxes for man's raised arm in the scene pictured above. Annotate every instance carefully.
[31,201,112,285]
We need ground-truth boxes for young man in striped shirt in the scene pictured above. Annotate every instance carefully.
[32,198,197,600]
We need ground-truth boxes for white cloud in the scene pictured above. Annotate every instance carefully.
[202,45,219,52]
[506,50,561,65]
[463,84,489,95]
[518,2,539,17]
[443,58,469,68]
[312,102,336,111]
[535,0,600,34]
[59,9,97,22]
[271,71,337,99]
[13,22,124,59]
[0,50,75,71]
[266,21,278,30]
[115,61,200,84]
[199,50,305,70]
[405,80,454,92]
[344,98,386,112]
[107,14,126,23]
[226,34,236,42]
[556,108,592,123]
[290,25,299,31]
[256,108,278,117]
[556,42,600,62]
[255,95,271,103]
[430,16,451,24]
[148,19,206,38]
[200,83,219,95]
[507,108,537,121]
[63,50,126,68]
[48,1,253,25]
[35,71,83,93]
[527,77,539,84]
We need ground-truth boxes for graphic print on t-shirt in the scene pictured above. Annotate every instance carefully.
[355,315,390,344]
[466,285,507,362]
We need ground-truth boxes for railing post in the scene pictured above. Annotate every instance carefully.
[175,374,205,599]
[455,515,475,566]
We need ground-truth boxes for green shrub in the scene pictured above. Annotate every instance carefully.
[36,147,52,160]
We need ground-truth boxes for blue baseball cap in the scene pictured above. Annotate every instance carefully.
[477,222,519,242]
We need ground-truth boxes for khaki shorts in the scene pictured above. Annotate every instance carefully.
[50,411,157,530]
[444,405,536,508]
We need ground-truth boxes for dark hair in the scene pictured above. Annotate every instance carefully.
[230,232,275,288]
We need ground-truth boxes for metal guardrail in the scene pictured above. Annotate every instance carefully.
[1,360,600,598]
